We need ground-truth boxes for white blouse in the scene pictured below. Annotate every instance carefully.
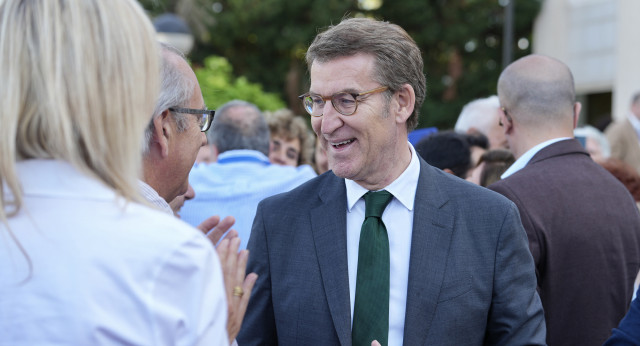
[0,160,228,345]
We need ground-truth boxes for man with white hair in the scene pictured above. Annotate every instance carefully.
[455,95,509,150]
[574,124,611,162]
[141,44,257,344]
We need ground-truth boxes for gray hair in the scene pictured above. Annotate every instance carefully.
[207,100,270,156]
[454,96,500,136]
[306,17,426,131]
[142,43,194,154]
[574,125,611,158]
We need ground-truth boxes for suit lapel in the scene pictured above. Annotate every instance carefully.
[310,174,352,346]
[403,160,455,345]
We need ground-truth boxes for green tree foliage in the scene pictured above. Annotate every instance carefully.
[140,0,216,39]
[195,55,286,110]
[370,0,542,129]
[140,0,541,129]
[191,0,358,115]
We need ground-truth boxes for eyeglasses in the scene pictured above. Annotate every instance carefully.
[169,107,215,132]
[298,86,388,117]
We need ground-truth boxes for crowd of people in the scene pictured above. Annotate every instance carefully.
[1,0,640,345]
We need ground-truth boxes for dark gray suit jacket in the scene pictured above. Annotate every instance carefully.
[238,158,546,345]
[490,139,640,346]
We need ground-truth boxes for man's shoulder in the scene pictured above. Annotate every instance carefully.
[263,163,318,180]
[491,145,633,205]
[605,118,632,137]
[258,171,335,207]
[606,117,631,130]
[126,202,206,243]
[409,162,518,223]
[190,161,316,181]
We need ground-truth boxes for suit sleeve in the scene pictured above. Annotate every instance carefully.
[236,200,278,345]
[604,287,640,346]
[485,202,547,345]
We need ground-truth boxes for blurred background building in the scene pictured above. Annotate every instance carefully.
[534,0,640,126]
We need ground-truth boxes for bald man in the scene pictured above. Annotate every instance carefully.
[489,55,640,346]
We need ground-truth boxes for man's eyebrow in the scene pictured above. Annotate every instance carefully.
[309,88,360,96]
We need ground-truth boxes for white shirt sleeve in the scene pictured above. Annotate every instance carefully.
[149,234,228,346]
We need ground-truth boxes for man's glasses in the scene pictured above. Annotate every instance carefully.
[298,86,388,117]
[169,107,215,132]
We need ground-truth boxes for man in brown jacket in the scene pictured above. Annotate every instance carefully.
[490,54,640,346]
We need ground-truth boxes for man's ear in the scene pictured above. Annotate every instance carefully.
[573,102,582,129]
[443,168,455,175]
[152,109,173,158]
[498,107,513,134]
[393,83,415,124]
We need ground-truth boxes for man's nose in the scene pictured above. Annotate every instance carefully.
[184,184,195,200]
[272,152,286,164]
[320,102,343,135]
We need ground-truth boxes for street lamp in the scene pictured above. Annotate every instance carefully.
[501,0,515,69]
[153,13,194,55]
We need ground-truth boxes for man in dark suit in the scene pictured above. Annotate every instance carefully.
[238,18,546,345]
[489,54,640,346]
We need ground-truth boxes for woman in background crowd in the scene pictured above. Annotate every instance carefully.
[265,108,315,167]
[467,149,516,187]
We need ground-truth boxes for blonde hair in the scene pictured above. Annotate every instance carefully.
[264,109,315,166]
[0,0,159,221]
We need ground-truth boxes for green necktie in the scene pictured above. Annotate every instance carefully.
[352,190,393,346]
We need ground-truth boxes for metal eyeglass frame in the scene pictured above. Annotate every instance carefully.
[169,107,215,132]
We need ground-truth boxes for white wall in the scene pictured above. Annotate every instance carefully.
[533,0,640,121]
[614,0,640,119]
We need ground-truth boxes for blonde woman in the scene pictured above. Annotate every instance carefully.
[0,0,227,344]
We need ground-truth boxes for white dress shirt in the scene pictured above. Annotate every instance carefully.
[139,179,174,215]
[345,142,420,345]
[0,160,228,345]
[501,137,572,178]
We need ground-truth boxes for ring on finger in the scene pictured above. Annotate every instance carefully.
[233,286,244,297]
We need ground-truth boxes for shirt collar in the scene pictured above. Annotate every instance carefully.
[628,112,640,135]
[501,137,571,179]
[138,180,174,215]
[345,141,420,211]
[215,149,271,165]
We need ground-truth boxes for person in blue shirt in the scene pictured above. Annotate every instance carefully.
[179,100,317,250]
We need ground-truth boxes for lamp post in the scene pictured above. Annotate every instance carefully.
[153,13,194,55]
[502,0,515,69]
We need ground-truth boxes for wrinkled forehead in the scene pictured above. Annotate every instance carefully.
[309,54,377,93]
